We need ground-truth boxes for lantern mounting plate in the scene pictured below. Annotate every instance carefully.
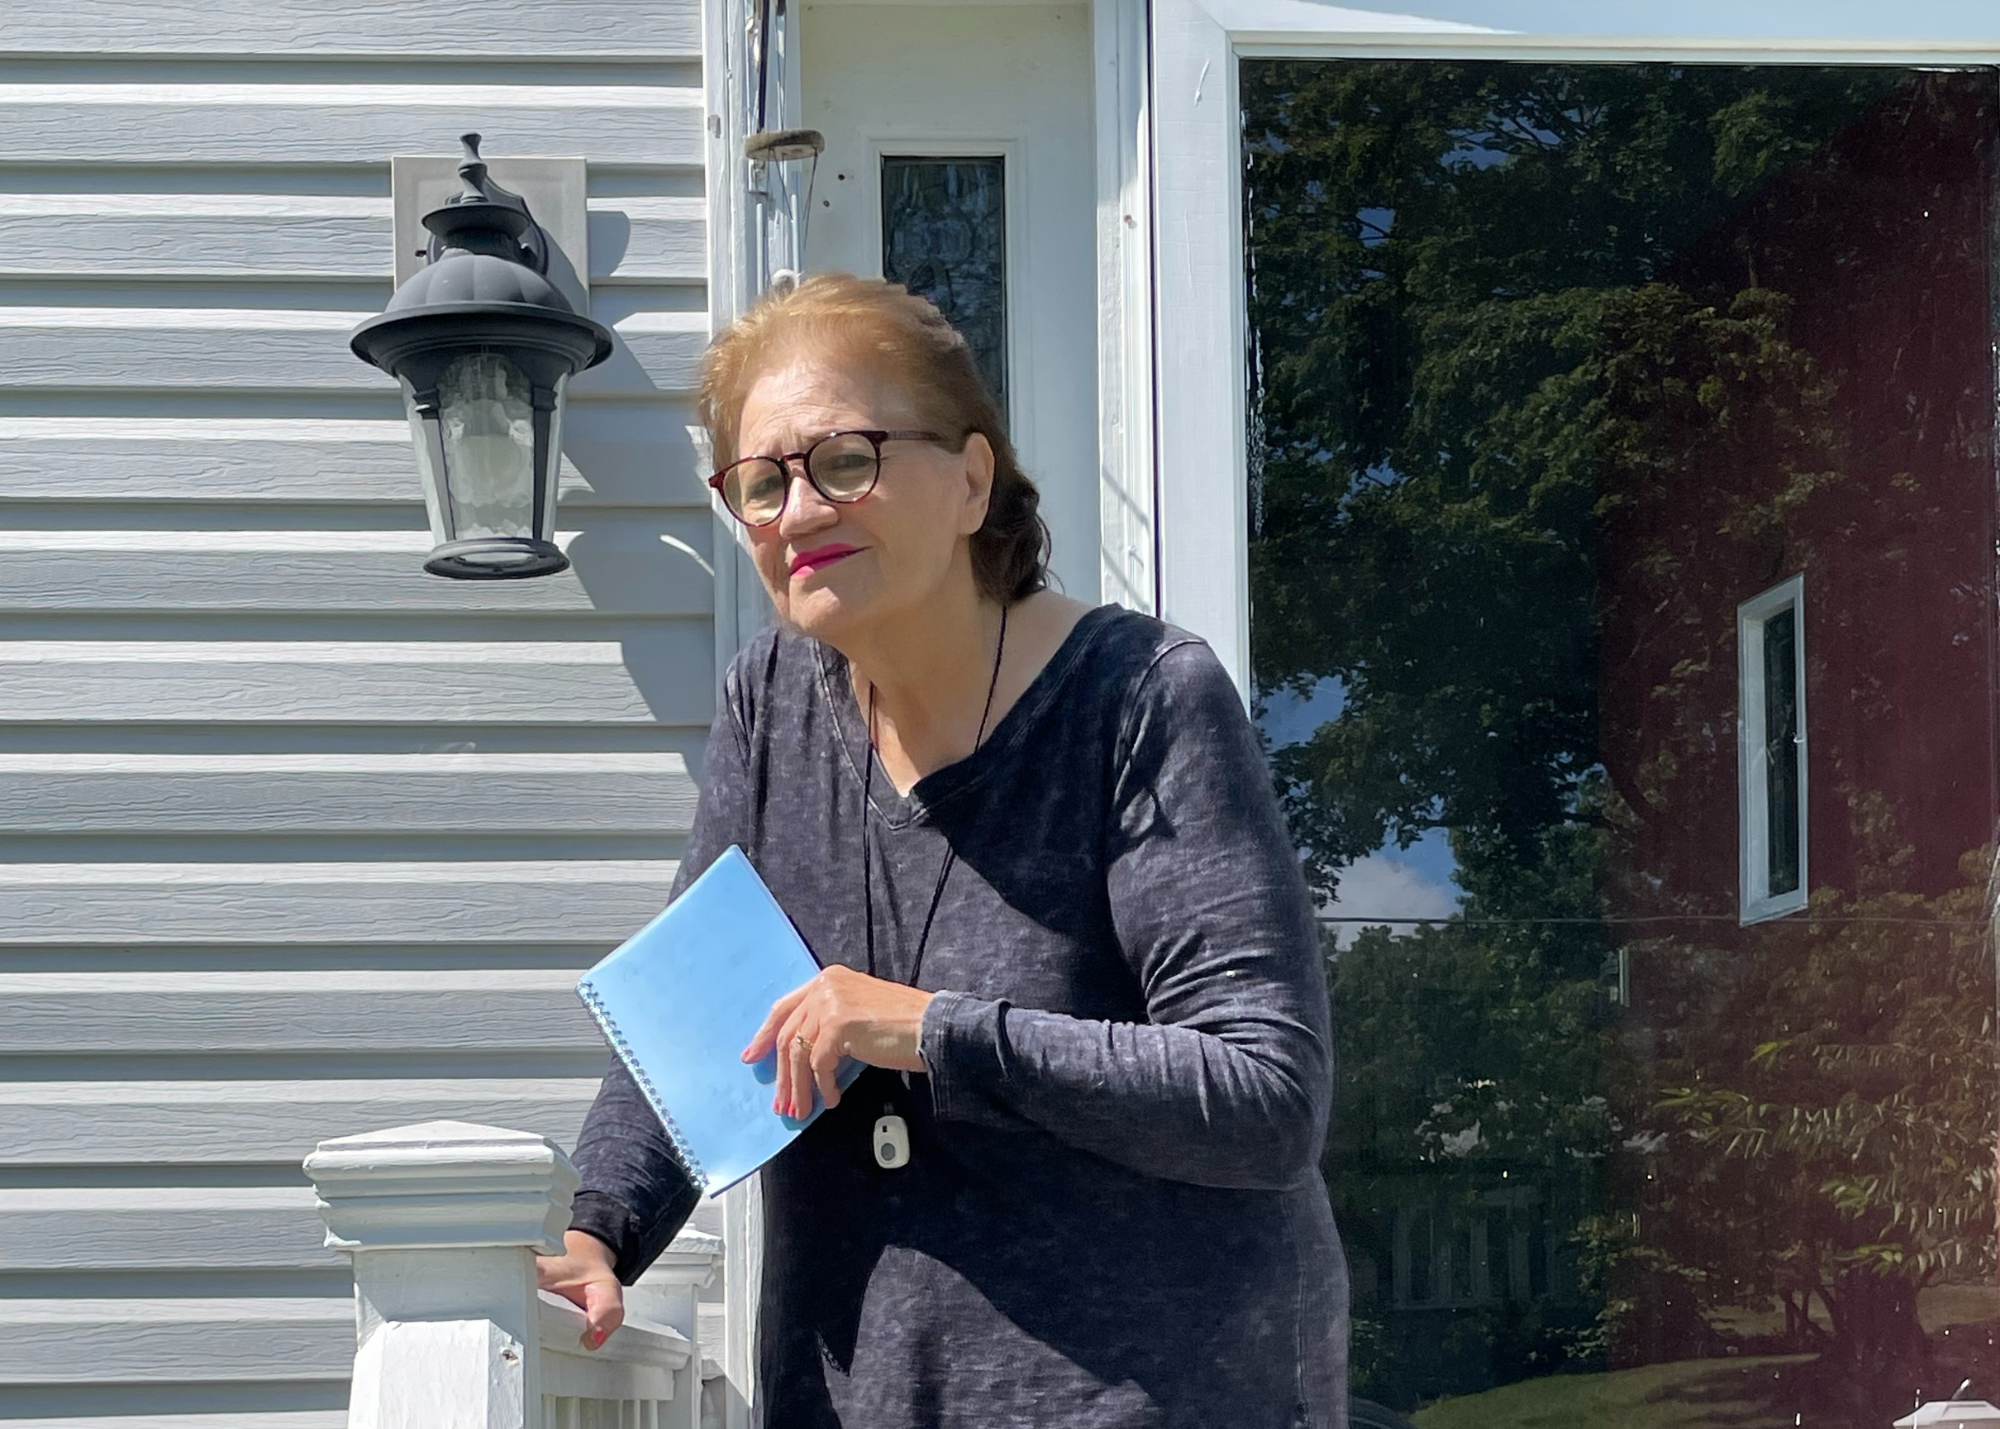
[391,150,590,317]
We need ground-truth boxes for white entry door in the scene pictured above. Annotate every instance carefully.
[800,2,1101,603]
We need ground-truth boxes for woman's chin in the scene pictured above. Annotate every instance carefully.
[777,583,870,642]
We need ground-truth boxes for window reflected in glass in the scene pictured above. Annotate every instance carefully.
[1243,60,2000,1428]
[1741,578,1809,918]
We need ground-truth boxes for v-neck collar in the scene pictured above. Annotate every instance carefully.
[815,603,1120,829]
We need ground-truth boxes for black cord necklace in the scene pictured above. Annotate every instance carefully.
[860,602,1009,992]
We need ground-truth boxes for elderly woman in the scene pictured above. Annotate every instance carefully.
[538,275,1349,1427]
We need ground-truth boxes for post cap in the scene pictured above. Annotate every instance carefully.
[637,1227,724,1292]
[304,1120,580,1256]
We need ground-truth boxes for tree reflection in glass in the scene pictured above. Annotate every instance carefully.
[1243,61,2000,1427]
[1761,607,1801,898]
[881,155,1008,421]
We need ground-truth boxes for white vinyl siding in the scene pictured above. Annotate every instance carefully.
[0,5,711,1423]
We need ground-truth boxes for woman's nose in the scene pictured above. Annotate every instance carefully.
[777,468,837,535]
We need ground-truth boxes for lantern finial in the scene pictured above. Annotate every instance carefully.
[456,133,489,199]
[421,132,543,271]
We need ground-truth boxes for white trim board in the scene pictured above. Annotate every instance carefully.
[701,0,769,1419]
[1095,0,1158,614]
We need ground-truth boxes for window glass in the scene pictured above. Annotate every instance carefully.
[880,155,1008,419]
[1760,608,1808,884]
[1762,602,1802,898]
[1243,60,1999,1427]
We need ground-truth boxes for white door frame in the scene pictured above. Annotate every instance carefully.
[1145,0,2000,696]
[1095,0,1158,615]
[700,2,1152,1417]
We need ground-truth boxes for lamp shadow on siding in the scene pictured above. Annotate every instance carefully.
[561,402,717,726]
[587,209,634,281]
[565,524,717,726]
[558,229,717,723]
[568,333,660,397]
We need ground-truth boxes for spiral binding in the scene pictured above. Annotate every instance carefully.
[577,978,710,1190]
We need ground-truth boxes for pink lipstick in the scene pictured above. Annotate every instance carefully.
[789,543,861,577]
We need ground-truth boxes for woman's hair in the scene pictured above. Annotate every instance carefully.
[699,273,1051,604]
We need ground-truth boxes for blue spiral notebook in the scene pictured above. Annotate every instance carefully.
[576,845,864,1197]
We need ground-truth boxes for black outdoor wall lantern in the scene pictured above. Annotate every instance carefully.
[351,134,612,579]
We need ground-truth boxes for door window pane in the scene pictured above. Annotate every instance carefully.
[880,155,1008,419]
[1243,60,1999,1427]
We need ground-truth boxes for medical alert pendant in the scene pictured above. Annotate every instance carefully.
[873,1106,911,1169]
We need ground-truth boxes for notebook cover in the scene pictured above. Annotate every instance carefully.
[575,845,863,1196]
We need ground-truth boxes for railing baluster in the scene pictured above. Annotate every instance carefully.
[628,1228,723,1429]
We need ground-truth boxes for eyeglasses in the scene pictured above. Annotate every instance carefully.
[708,429,945,527]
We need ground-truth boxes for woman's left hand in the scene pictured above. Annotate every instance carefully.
[742,966,934,1120]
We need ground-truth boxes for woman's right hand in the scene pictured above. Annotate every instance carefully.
[536,1230,625,1351]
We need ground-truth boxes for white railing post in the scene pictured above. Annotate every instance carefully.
[305,1120,579,1429]
[628,1227,725,1429]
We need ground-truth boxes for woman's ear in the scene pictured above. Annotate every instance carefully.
[958,432,997,536]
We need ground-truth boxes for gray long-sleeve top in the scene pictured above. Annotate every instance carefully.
[570,605,1350,1428]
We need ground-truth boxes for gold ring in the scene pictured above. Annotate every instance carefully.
[794,1033,814,1055]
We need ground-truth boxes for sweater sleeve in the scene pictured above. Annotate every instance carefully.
[568,662,757,1282]
[920,639,1333,1191]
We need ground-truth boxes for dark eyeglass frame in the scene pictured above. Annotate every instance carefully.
[708,428,946,527]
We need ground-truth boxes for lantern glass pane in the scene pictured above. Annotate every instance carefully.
[437,351,537,540]
[397,377,451,547]
[542,372,569,542]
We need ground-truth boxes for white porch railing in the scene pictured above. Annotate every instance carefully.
[305,1120,724,1429]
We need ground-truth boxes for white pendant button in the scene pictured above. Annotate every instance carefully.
[873,1111,911,1169]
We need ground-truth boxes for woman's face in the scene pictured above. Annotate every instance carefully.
[734,346,994,642]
